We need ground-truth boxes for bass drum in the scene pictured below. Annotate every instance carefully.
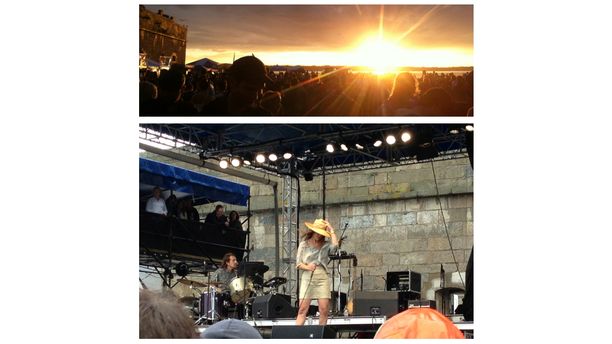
[228,276,254,304]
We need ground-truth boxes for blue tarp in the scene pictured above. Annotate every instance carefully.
[139,158,250,206]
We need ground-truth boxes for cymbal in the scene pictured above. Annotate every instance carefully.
[202,281,225,287]
[176,278,206,288]
[263,277,287,288]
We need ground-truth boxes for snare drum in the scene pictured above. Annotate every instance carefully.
[199,289,224,321]
[228,276,254,304]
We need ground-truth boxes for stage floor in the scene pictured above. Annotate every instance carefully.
[197,316,474,338]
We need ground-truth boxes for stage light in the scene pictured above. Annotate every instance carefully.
[401,132,412,142]
[244,160,251,166]
[175,262,189,278]
[219,159,229,169]
[269,153,278,162]
[465,124,474,131]
[450,129,459,135]
[256,153,266,163]
[283,152,293,159]
[373,140,382,147]
[386,135,396,145]
[326,143,335,153]
[231,157,241,167]
[340,143,348,151]
[355,143,364,150]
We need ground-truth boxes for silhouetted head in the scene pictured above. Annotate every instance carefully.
[227,56,272,108]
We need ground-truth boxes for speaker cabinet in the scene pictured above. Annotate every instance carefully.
[251,294,295,319]
[353,291,415,318]
[386,271,422,293]
[271,325,337,339]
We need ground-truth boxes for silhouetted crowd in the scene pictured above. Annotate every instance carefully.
[140,56,473,116]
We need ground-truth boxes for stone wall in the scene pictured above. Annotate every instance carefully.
[140,152,473,301]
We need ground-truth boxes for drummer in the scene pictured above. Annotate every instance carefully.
[214,252,245,319]
[215,252,239,290]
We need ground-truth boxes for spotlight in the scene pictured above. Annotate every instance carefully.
[450,129,459,135]
[269,153,278,162]
[219,159,229,169]
[175,262,189,278]
[231,157,241,167]
[465,124,474,132]
[386,135,396,145]
[373,140,382,147]
[340,143,348,152]
[401,132,412,142]
[244,160,251,166]
[326,143,335,153]
[283,152,293,159]
[255,153,266,163]
[355,143,364,150]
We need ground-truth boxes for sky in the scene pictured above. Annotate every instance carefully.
[147,4,473,68]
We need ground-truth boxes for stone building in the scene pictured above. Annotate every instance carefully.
[139,5,187,65]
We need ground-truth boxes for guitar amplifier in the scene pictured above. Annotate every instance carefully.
[386,271,421,293]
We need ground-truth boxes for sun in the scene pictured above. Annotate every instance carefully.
[352,36,406,75]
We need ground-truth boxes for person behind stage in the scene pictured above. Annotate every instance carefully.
[295,219,339,326]
[178,198,200,222]
[228,210,243,231]
[145,186,167,216]
[205,204,229,227]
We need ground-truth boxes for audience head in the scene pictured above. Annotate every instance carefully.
[158,69,186,102]
[389,72,418,102]
[200,319,262,339]
[140,81,158,102]
[139,289,197,339]
[152,186,161,199]
[420,87,454,115]
[374,307,464,339]
[229,210,240,222]
[260,90,282,114]
[215,204,225,217]
[227,55,271,108]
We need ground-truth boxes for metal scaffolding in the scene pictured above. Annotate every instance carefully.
[280,162,299,304]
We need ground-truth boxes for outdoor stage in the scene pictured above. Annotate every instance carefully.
[140,123,475,338]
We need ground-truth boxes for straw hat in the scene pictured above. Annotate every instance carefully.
[304,219,331,237]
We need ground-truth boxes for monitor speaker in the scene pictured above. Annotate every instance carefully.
[251,294,295,319]
[353,291,413,318]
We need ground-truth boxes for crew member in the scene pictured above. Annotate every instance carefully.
[205,205,229,227]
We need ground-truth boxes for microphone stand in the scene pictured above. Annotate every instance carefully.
[335,223,349,315]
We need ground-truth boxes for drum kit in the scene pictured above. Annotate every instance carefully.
[177,262,287,325]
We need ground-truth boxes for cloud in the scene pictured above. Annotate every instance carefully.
[146,4,473,65]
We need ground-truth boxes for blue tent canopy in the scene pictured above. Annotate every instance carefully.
[139,158,250,206]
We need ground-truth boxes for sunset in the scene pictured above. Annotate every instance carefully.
[148,4,473,69]
[139,4,473,116]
